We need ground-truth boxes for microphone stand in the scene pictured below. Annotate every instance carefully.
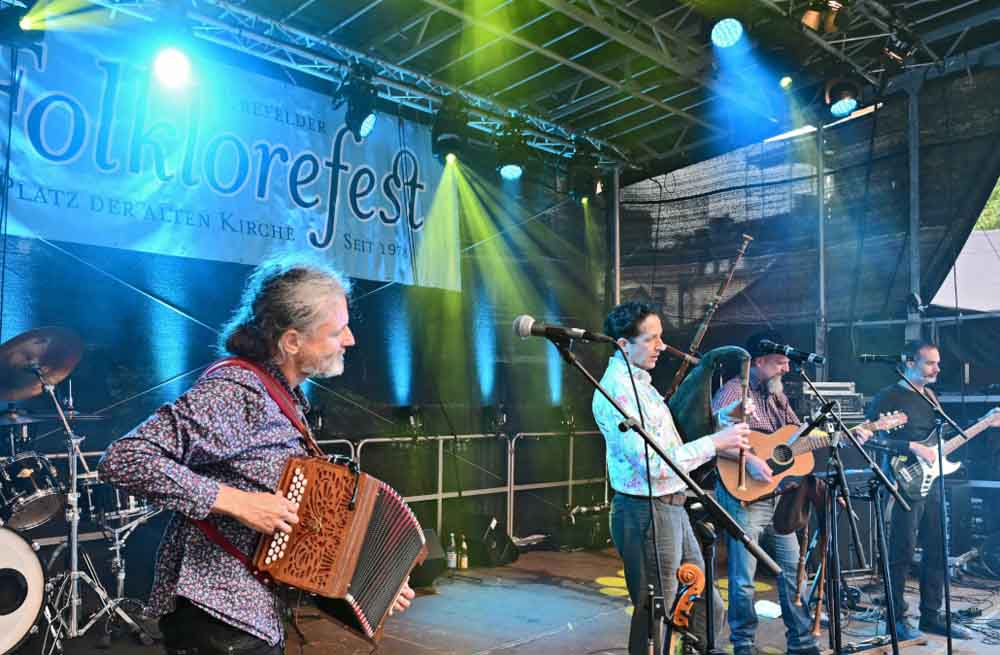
[550,338,783,573]
[892,369,966,655]
[797,368,911,655]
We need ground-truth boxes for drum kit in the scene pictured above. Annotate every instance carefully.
[1,328,158,655]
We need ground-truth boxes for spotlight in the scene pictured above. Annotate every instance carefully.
[148,4,196,92]
[336,62,378,141]
[445,152,457,165]
[711,18,743,49]
[499,164,523,181]
[154,47,191,89]
[432,97,469,163]
[780,76,793,90]
[495,124,529,182]
[568,153,599,203]
[801,2,823,31]
[823,1,845,34]
[883,33,916,68]
[802,1,847,34]
[0,2,43,45]
[826,78,860,118]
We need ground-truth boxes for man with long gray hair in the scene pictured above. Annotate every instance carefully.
[99,256,414,655]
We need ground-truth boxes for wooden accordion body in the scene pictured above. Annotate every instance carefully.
[251,457,427,642]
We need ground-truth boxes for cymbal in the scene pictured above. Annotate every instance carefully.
[0,407,49,427]
[0,327,83,401]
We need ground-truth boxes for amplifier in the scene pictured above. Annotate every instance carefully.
[788,381,865,419]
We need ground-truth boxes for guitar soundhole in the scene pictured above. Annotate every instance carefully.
[772,444,794,466]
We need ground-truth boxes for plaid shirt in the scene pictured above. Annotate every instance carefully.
[711,368,800,433]
[592,354,716,496]
[99,364,309,646]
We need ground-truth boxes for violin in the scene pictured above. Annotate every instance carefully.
[671,563,706,629]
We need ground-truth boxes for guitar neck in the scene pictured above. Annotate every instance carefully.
[789,420,878,456]
[790,431,830,456]
[942,415,994,457]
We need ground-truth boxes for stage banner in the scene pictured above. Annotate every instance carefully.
[3,33,460,291]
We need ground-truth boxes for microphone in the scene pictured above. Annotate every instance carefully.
[758,339,826,365]
[512,315,615,344]
[858,354,912,364]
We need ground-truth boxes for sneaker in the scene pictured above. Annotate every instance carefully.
[919,614,973,640]
[893,620,923,642]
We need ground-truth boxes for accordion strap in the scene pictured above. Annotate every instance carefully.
[201,357,325,457]
[190,517,274,587]
[189,356,324,587]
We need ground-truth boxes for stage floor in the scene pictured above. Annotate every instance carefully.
[26,548,999,655]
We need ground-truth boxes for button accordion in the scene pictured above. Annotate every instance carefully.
[251,457,427,642]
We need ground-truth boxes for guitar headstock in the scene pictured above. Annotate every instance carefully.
[870,411,908,433]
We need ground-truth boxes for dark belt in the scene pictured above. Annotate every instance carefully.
[616,491,688,506]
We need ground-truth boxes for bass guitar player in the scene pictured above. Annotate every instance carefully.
[867,339,999,641]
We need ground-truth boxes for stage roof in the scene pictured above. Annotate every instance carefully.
[98,1,1000,181]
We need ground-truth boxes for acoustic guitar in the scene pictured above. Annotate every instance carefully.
[718,412,908,502]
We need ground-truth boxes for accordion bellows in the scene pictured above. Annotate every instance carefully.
[251,457,427,642]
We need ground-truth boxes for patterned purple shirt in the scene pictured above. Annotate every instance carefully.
[98,364,309,646]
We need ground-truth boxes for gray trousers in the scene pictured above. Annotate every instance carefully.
[610,493,725,655]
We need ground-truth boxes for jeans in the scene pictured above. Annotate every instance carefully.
[610,494,725,655]
[887,491,944,620]
[717,484,816,652]
[159,597,282,655]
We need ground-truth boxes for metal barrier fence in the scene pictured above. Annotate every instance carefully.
[40,436,606,540]
[354,431,607,537]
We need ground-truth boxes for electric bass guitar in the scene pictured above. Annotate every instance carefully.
[891,407,1000,501]
[719,412,909,502]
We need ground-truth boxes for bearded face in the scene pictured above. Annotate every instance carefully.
[766,374,785,398]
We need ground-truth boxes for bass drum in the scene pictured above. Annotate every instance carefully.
[0,528,45,655]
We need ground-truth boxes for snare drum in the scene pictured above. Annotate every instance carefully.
[0,453,64,530]
[0,527,46,654]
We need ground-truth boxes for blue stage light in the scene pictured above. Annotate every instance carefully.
[711,19,744,48]
[499,163,523,181]
[154,48,191,89]
[830,97,858,117]
[359,111,377,138]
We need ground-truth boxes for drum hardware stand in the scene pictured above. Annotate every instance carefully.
[101,506,162,601]
[29,366,152,648]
